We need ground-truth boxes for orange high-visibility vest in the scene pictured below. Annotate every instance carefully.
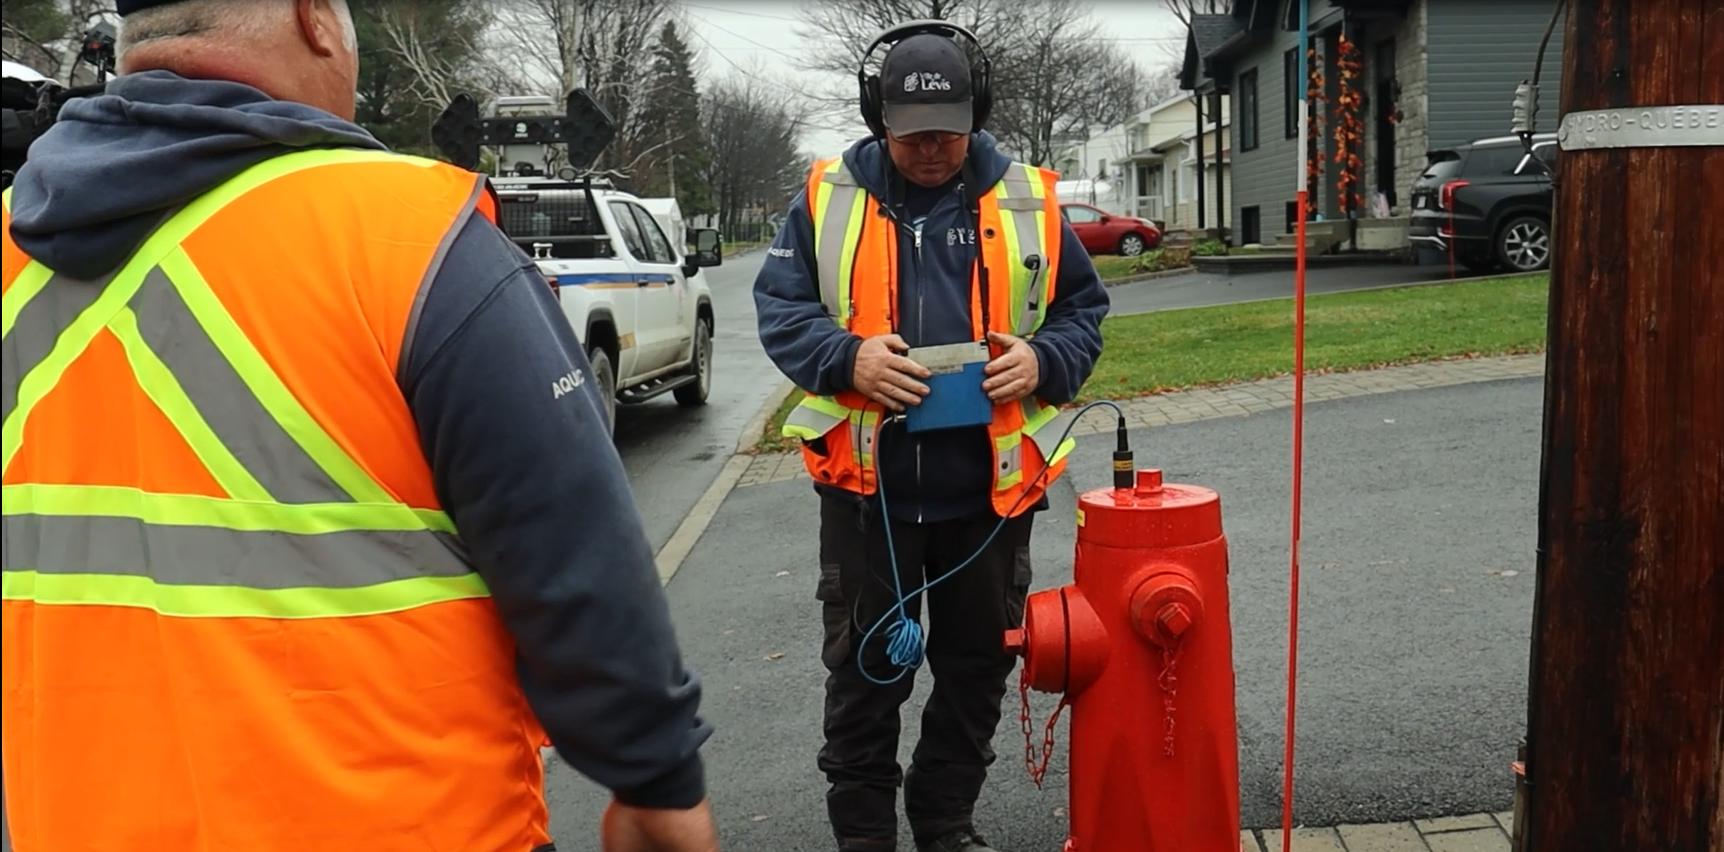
[1,150,552,851]
[781,156,1077,518]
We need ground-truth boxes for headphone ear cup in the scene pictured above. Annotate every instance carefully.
[859,72,886,138]
[971,64,992,132]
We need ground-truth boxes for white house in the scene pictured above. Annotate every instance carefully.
[1119,94,1233,231]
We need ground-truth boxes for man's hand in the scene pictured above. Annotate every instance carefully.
[602,798,720,852]
[853,333,932,412]
[983,331,1040,403]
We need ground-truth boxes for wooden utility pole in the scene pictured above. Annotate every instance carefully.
[1523,1,1723,851]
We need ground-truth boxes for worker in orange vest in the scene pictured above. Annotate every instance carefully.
[753,21,1109,852]
[1,1,716,850]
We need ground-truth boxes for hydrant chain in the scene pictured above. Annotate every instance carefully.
[1161,642,1181,757]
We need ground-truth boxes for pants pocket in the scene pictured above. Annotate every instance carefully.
[818,562,851,669]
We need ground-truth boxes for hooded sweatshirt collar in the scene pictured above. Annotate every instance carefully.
[7,70,384,279]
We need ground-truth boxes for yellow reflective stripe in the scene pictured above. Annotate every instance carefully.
[784,395,848,439]
[1,186,11,212]
[835,190,866,328]
[2,569,488,620]
[107,307,271,501]
[1,148,409,480]
[158,248,393,504]
[1,260,153,475]
[1,261,52,340]
[4,483,454,535]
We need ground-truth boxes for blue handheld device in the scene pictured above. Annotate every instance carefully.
[904,341,993,433]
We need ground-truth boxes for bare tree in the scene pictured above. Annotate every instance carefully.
[371,1,490,113]
[703,75,805,239]
[1162,0,1228,29]
[487,0,678,181]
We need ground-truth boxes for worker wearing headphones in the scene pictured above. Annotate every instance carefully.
[754,21,1109,852]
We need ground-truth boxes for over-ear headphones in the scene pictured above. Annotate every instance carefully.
[856,19,993,139]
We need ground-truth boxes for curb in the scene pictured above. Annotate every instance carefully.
[737,379,796,455]
[654,454,750,586]
[1109,270,1541,318]
[653,379,797,586]
[1102,266,1198,287]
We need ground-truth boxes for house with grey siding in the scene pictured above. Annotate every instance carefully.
[1181,0,1564,247]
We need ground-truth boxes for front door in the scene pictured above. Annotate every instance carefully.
[610,200,688,373]
[1062,204,1105,253]
[1375,39,1399,209]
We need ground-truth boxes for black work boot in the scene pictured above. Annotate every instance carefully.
[917,829,999,852]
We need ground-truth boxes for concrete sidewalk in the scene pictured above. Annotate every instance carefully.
[548,353,1547,849]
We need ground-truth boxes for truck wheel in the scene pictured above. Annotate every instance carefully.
[588,346,617,433]
[674,318,712,407]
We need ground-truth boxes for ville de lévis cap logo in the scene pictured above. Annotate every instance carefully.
[903,71,953,93]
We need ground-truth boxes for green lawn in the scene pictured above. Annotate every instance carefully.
[754,274,1550,452]
[1091,255,1139,281]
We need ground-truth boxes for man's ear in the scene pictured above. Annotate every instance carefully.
[295,0,343,58]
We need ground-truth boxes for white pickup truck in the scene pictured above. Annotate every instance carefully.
[492,177,723,432]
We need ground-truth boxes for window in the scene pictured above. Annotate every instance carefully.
[1517,143,1558,176]
[1238,69,1260,151]
[1240,205,1262,245]
[625,203,678,264]
[1063,205,1102,224]
[1286,201,1300,234]
[1284,48,1300,139]
[1179,161,1195,202]
[1462,145,1524,177]
[608,201,650,260]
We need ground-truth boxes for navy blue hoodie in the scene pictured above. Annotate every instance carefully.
[754,132,1110,521]
[7,71,708,810]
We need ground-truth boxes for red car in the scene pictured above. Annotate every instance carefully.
[1061,203,1162,257]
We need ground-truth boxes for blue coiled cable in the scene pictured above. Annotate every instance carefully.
[855,399,1127,685]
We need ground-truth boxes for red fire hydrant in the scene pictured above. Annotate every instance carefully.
[1005,468,1239,851]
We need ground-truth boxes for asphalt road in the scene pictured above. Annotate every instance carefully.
[610,249,781,551]
[545,376,1543,849]
[1105,261,1462,317]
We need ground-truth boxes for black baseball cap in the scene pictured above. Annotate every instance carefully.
[879,33,973,136]
[116,0,182,14]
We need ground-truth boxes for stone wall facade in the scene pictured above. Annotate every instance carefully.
[1360,0,1430,217]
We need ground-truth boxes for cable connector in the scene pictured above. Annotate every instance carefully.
[1512,81,1539,136]
[1113,415,1133,491]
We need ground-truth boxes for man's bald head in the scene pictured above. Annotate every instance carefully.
[118,0,361,120]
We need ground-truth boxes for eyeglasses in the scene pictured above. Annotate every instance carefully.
[887,130,966,147]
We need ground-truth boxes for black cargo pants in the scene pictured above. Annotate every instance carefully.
[815,492,1034,851]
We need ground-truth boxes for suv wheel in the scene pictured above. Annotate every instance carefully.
[1497,216,1552,272]
[674,318,712,407]
[1118,233,1147,256]
[587,346,617,433]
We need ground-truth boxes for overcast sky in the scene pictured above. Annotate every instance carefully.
[678,1,1189,156]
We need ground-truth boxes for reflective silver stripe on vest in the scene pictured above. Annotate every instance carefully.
[128,267,353,503]
[997,165,1051,336]
[1,514,470,589]
[1,268,111,426]
[816,165,864,321]
[784,401,846,436]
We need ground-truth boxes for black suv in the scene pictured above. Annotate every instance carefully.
[1410,133,1557,273]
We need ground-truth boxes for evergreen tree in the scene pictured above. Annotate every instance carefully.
[635,21,714,216]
